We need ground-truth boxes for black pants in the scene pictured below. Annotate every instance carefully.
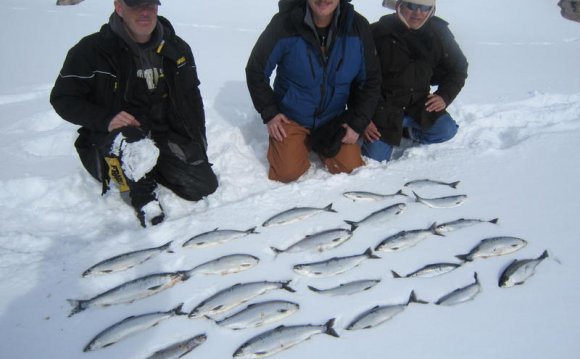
[77,127,218,202]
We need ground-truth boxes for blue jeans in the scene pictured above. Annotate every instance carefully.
[362,113,458,162]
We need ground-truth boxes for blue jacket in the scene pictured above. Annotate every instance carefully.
[245,0,380,134]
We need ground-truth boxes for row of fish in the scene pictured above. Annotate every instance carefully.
[70,178,551,358]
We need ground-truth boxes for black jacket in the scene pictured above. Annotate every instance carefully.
[50,16,208,168]
[372,14,468,145]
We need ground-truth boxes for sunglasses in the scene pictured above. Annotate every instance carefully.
[401,2,433,12]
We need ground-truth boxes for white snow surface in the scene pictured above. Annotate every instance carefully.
[0,0,579,358]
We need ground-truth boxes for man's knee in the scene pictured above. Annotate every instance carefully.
[268,162,309,183]
[324,144,364,174]
[430,115,458,143]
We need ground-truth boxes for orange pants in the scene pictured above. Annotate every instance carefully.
[267,121,365,183]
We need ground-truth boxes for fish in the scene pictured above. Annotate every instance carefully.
[436,218,499,233]
[262,203,337,227]
[188,280,295,319]
[344,203,406,230]
[83,303,187,352]
[270,228,354,255]
[413,191,468,208]
[215,300,300,330]
[293,248,380,278]
[346,291,427,330]
[188,254,259,276]
[456,236,527,262]
[499,250,549,288]
[182,227,258,249]
[308,279,381,296]
[343,189,407,201]
[144,333,207,359]
[82,241,173,277]
[404,179,460,189]
[374,222,443,253]
[391,262,462,279]
[435,273,481,306]
[233,319,339,359]
[68,271,190,317]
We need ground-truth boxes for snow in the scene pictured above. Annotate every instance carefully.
[0,0,579,358]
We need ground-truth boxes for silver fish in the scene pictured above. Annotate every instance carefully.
[293,248,380,278]
[82,241,173,277]
[413,191,468,208]
[84,303,187,352]
[233,319,339,359]
[456,236,527,262]
[182,227,258,249]
[344,203,406,230]
[435,273,481,306]
[391,262,462,279]
[404,179,460,189]
[145,333,207,359]
[270,228,354,255]
[436,218,499,233]
[343,189,407,201]
[189,254,259,276]
[346,291,427,330]
[188,280,295,319]
[499,250,549,288]
[68,271,190,317]
[374,222,443,252]
[215,300,300,330]
[262,203,337,227]
[308,279,381,296]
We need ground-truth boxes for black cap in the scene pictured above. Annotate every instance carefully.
[123,0,161,7]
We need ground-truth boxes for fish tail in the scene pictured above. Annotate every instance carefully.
[67,299,87,317]
[538,250,549,260]
[450,181,461,188]
[246,226,259,234]
[455,254,471,262]
[270,247,284,256]
[344,220,358,232]
[489,218,499,224]
[172,302,187,316]
[307,285,321,293]
[473,272,479,283]
[430,222,445,236]
[391,270,402,278]
[408,290,429,305]
[281,280,296,293]
[364,247,381,259]
[324,203,338,213]
[396,189,408,197]
[324,318,340,338]
[412,191,422,202]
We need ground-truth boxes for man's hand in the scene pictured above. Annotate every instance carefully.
[341,124,359,144]
[425,94,447,113]
[363,121,381,143]
[107,111,141,132]
[267,113,291,142]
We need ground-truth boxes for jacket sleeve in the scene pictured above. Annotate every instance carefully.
[245,15,285,124]
[346,14,382,134]
[49,38,114,134]
[432,24,468,106]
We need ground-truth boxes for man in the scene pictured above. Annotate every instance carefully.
[50,0,218,227]
[245,0,381,183]
[362,0,468,161]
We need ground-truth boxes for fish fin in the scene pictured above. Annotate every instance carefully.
[429,222,445,236]
[455,254,471,262]
[412,191,421,202]
[147,285,163,291]
[408,290,429,305]
[396,189,408,197]
[473,272,479,283]
[246,226,259,234]
[449,181,461,188]
[67,299,86,317]
[489,218,499,224]
[324,318,340,338]
[324,203,338,213]
[308,285,321,293]
[270,247,284,256]
[391,270,402,279]
[282,280,296,293]
[159,240,173,251]
[172,303,187,316]
[344,220,358,232]
[364,247,381,259]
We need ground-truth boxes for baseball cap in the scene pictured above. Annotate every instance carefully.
[123,0,161,7]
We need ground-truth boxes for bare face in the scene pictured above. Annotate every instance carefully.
[114,0,158,43]
[399,2,432,30]
[307,0,340,27]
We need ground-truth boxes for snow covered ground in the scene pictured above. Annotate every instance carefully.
[0,0,579,358]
